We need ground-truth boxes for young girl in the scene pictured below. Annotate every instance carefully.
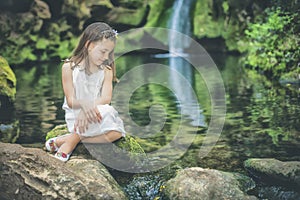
[45,22,126,162]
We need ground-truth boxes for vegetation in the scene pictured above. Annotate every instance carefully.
[0,56,16,100]
[191,0,300,80]
[243,7,300,80]
[0,0,299,79]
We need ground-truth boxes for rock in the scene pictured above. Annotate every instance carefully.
[244,158,300,187]
[31,0,51,19]
[0,142,127,199]
[46,124,147,171]
[164,167,257,200]
[0,121,20,143]
[110,0,145,9]
[0,56,16,101]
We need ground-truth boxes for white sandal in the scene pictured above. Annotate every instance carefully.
[45,137,59,152]
[45,134,71,153]
[54,151,71,162]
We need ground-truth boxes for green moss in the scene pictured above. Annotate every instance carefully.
[146,0,174,28]
[192,0,249,51]
[0,56,17,101]
[109,6,148,26]
[115,135,145,155]
[45,124,69,141]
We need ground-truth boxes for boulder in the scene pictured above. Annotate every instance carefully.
[244,158,300,187]
[0,142,127,199]
[0,56,16,101]
[46,124,147,172]
[164,167,257,200]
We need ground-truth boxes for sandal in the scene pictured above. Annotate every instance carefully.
[45,137,59,152]
[54,151,71,162]
[45,134,71,153]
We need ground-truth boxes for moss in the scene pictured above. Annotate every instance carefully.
[115,135,145,155]
[0,56,17,101]
[146,0,174,28]
[192,0,250,52]
[45,124,69,141]
[107,6,148,26]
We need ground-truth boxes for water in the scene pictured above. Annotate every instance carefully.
[1,53,299,199]
[168,0,194,53]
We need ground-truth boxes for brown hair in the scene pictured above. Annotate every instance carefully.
[66,22,118,82]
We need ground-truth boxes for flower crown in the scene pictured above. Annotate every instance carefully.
[101,29,118,39]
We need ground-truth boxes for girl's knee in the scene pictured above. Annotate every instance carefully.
[106,131,122,142]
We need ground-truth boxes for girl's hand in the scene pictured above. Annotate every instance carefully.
[80,100,102,123]
[74,110,89,134]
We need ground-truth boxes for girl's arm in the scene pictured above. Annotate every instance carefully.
[95,67,113,105]
[62,62,83,109]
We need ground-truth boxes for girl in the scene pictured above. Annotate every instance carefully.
[45,22,126,162]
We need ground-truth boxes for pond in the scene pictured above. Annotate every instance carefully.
[0,53,299,199]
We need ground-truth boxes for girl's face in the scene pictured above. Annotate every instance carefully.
[88,38,115,67]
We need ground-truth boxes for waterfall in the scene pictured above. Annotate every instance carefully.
[167,0,206,127]
[168,0,194,54]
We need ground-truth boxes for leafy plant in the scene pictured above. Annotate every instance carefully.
[243,8,300,79]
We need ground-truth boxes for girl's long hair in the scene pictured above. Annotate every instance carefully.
[66,22,118,82]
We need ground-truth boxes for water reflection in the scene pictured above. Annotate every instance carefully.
[0,62,65,144]
[168,56,206,127]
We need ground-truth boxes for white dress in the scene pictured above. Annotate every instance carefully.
[62,66,126,137]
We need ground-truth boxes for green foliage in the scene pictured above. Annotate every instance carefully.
[192,0,250,52]
[146,0,174,27]
[244,8,300,79]
[0,18,77,65]
[222,1,229,15]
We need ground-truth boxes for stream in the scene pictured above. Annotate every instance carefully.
[0,52,299,199]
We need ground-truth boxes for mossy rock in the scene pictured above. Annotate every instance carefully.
[45,124,70,141]
[46,124,147,169]
[0,56,16,101]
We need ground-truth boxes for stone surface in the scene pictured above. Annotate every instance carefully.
[0,56,16,101]
[165,167,257,200]
[46,124,147,172]
[244,158,300,187]
[0,142,127,199]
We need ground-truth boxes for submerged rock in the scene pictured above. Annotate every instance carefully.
[164,167,257,200]
[244,158,300,187]
[0,142,127,199]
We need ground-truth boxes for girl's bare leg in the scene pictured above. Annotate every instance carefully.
[81,131,122,143]
[53,131,121,155]
[55,134,74,147]
[57,133,81,154]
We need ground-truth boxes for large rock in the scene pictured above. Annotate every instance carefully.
[46,124,147,172]
[0,56,16,101]
[0,142,127,199]
[164,167,257,200]
[244,158,300,187]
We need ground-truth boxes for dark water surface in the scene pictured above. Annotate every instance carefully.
[0,53,299,199]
